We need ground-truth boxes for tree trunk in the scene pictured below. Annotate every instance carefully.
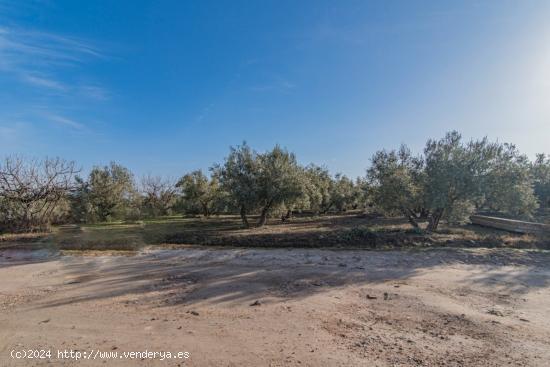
[201,202,210,218]
[419,208,430,220]
[403,209,419,228]
[427,208,444,232]
[257,203,272,227]
[240,205,249,228]
[320,202,333,215]
[281,209,292,222]
[258,209,268,226]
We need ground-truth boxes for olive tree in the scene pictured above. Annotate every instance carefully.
[255,145,303,226]
[367,145,425,227]
[482,144,538,217]
[176,170,224,217]
[302,164,332,214]
[216,143,304,227]
[531,153,550,208]
[71,162,137,222]
[214,143,260,227]
[423,132,493,230]
[328,174,358,213]
[423,132,537,231]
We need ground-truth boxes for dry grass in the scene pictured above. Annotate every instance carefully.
[1,213,548,252]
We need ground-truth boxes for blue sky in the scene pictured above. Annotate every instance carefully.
[1,1,549,178]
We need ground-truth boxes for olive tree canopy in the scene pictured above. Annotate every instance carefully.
[367,145,425,227]
[71,162,137,223]
[176,170,224,217]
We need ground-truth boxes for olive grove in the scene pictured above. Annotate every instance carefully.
[1,131,548,233]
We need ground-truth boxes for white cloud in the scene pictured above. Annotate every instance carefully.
[78,85,109,100]
[250,76,296,92]
[46,114,86,130]
[0,27,103,67]
[0,27,108,96]
[22,74,68,91]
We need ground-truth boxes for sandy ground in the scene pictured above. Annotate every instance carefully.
[1,247,550,367]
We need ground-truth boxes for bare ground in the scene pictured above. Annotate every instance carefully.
[1,247,550,366]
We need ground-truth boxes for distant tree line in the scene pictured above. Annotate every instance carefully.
[1,131,549,233]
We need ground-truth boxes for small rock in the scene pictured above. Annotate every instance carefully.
[487,309,504,317]
[250,300,262,307]
[519,318,530,322]
[63,279,81,285]
[366,294,377,300]
[187,310,199,316]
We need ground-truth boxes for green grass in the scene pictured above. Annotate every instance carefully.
[50,216,244,251]
[2,213,548,252]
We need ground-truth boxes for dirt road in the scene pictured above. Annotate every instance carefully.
[1,247,549,366]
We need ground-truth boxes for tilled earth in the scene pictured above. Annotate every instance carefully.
[1,247,549,366]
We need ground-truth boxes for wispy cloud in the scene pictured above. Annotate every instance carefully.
[0,27,104,67]
[0,26,108,96]
[45,114,86,130]
[78,84,110,100]
[250,76,296,92]
[195,103,214,123]
[22,74,68,91]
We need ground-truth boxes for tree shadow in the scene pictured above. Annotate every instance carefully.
[24,247,550,312]
[0,246,59,269]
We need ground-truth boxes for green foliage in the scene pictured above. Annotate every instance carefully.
[482,144,538,217]
[302,164,333,213]
[422,131,492,229]
[367,132,539,231]
[255,145,303,225]
[531,153,550,207]
[214,143,260,227]
[329,174,358,212]
[71,162,138,223]
[423,132,537,229]
[2,133,547,233]
[216,144,305,226]
[367,145,424,226]
[176,170,225,216]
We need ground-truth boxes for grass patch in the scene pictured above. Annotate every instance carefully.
[1,214,548,251]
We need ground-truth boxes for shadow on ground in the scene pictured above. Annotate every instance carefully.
[16,247,549,311]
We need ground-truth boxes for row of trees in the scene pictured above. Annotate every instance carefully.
[211,144,364,227]
[1,131,549,232]
[68,145,366,228]
[368,132,543,230]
